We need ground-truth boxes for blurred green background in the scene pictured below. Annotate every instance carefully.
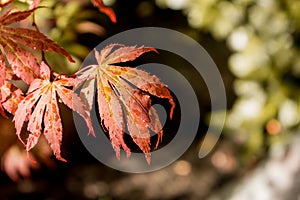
[1,0,300,199]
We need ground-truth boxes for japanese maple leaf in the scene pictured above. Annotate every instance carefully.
[76,44,175,164]
[2,144,39,182]
[30,0,117,23]
[91,0,117,23]
[2,136,56,181]
[0,81,8,117]
[0,80,24,118]
[0,8,74,86]
[14,62,94,162]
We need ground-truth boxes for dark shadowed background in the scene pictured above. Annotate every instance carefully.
[1,0,300,199]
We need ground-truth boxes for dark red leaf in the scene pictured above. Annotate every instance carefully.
[0,0,13,8]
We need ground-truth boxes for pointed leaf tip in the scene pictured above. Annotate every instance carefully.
[145,153,151,165]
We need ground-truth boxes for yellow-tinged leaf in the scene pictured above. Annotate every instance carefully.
[76,44,175,164]
[0,8,74,86]
[14,62,94,161]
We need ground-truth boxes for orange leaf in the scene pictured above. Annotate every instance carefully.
[1,81,24,115]
[0,8,74,85]
[14,62,94,161]
[1,145,39,182]
[91,0,117,23]
[76,44,175,163]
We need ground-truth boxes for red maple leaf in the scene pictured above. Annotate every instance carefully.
[91,0,117,23]
[76,44,175,164]
[2,145,38,181]
[0,80,24,118]
[13,62,94,162]
[0,8,74,86]
[30,0,117,23]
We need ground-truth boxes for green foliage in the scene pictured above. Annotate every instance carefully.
[157,0,300,164]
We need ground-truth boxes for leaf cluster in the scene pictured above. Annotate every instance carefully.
[0,0,175,180]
